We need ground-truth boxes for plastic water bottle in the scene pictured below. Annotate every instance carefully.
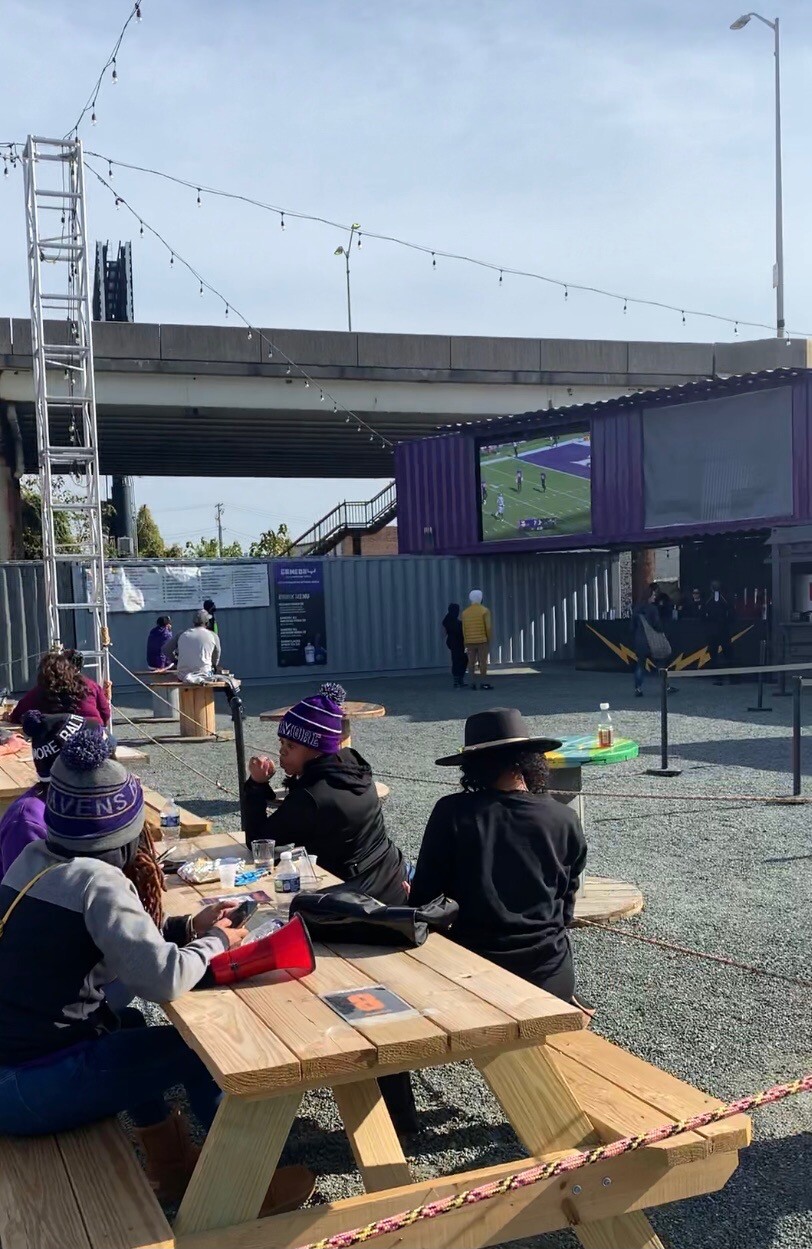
[159,797,181,847]
[597,703,614,749]
[274,851,301,895]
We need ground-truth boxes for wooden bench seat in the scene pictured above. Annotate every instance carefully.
[546,1029,752,1163]
[0,1117,173,1249]
[142,787,211,840]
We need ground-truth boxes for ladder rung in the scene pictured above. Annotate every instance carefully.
[47,446,94,460]
[41,292,81,301]
[52,501,95,512]
[37,242,83,255]
[42,343,88,355]
[57,601,103,610]
[37,190,81,200]
[45,397,91,406]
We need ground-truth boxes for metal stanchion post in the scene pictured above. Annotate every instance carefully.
[748,639,772,712]
[229,691,249,831]
[645,667,682,777]
[791,676,802,797]
[776,630,791,696]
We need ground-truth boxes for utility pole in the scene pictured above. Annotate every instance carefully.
[215,503,224,557]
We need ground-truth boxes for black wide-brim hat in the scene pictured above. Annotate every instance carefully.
[435,708,562,766]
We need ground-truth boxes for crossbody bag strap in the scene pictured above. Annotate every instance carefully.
[0,863,63,939]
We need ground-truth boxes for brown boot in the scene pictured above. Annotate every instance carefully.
[259,1165,316,1216]
[133,1110,200,1204]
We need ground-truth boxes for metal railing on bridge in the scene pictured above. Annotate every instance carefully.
[290,481,397,556]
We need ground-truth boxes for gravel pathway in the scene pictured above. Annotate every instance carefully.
[116,667,811,1249]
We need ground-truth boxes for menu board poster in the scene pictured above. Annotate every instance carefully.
[88,564,270,613]
[274,562,328,668]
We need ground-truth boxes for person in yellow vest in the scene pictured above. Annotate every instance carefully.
[461,590,493,690]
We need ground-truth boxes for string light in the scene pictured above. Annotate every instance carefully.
[199,282,203,296]
[91,111,97,126]
[83,162,394,447]
[196,188,201,207]
[111,60,118,85]
[85,150,812,340]
[734,322,739,335]
[357,232,362,249]
[681,310,686,324]
[139,221,144,237]
[247,329,252,340]
[135,3,141,18]
[108,161,113,178]
[304,379,310,388]
[499,270,503,286]
[267,345,273,358]
[169,253,174,267]
[64,2,144,138]
[333,402,338,414]
[345,414,350,423]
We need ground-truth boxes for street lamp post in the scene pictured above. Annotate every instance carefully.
[730,13,784,338]
[334,223,360,332]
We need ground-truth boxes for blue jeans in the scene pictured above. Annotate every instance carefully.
[0,1010,220,1136]
[634,659,647,691]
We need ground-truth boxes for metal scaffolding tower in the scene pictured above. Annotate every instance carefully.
[22,136,110,690]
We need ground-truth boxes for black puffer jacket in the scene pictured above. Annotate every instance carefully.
[244,749,407,905]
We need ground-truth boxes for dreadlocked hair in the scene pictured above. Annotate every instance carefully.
[124,824,166,928]
[459,747,550,795]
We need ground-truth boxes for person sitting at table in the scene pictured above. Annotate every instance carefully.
[10,650,110,727]
[245,682,417,1133]
[0,709,90,877]
[0,727,314,1211]
[162,609,221,680]
[146,616,174,670]
[409,708,587,1004]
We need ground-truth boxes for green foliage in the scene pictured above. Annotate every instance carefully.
[136,504,166,558]
[20,478,80,559]
[184,536,243,558]
[249,523,292,558]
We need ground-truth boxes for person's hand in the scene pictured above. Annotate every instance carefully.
[192,899,238,937]
[213,916,249,948]
[249,754,275,784]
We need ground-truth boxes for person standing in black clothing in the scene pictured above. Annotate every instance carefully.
[410,709,586,1003]
[441,603,468,688]
[631,587,667,697]
[704,581,735,683]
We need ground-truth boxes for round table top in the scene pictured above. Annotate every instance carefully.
[546,735,639,767]
[571,876,644,925]
[260,701,386,722]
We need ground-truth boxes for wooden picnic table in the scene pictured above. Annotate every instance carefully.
[137,676,235,742]
[160,832,746,1248]
[0,748,211,839]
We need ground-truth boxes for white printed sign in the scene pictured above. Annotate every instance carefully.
[87,564,270,613]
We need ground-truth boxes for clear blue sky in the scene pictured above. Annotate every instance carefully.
[1,0,810,546]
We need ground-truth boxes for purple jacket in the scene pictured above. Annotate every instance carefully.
[147,625,173,670]
[0,787,47,879]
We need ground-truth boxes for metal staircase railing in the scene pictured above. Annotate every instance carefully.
[291,481,397,556]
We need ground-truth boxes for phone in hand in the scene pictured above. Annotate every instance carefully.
[228,898,259,927]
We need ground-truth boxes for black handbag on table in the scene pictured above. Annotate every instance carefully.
[289,884,458,948]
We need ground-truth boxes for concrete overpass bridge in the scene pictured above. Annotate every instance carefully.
[0,317,807,553]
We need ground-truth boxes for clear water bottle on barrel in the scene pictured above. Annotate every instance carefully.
[598,703,614,749]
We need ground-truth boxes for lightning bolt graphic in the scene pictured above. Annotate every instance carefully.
[587,622,757,672]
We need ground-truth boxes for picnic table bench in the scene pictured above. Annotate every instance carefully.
[154,832,747,1249]
[0,750,210,838]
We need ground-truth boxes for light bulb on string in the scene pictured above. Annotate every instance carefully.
[499,270,503,286]
[357,233,362,249]
[139,221,144,237]
[198,282,203,297]
[169,253,174,267]
[247,329,252,340]
[224,304,229,318]
[320,389,325,402]
[304,379,310,388]
[111,60,118,84]
[280,212,285,230]
[681,310,686,325]
[369,435,374,442]
[333,403,338,414]
[108,161,113,178]
[267,345,273,358]
[564,286,568,301]
[286,364,292,376]
[623,299,627,314]
[431,252,436,268]
[91,111,97,125]
[135,3,141,19]
[734,322,738,336]
[345,415,350,423]
[196,188,201,207]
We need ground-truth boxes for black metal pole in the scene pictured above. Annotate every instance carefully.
[748,639,772,712]
[645,667,681,777]
[229,692,249,831]
[792,677,802,797]
[776,630,790,697]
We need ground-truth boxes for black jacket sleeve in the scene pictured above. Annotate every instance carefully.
[409,799,455,908]
[562,816,588,928]
[243,778,320,852]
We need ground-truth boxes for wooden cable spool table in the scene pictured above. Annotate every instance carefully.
[158,831,748,1249]
[140,675,235,742]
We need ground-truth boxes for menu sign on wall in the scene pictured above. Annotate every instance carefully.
[273,562,328,667]
[87,564,270,613]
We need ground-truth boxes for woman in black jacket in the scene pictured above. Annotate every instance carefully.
[245,684,416,1132]
[410,708,587,1002]
[244,685,407,905]
[441,603,468,688]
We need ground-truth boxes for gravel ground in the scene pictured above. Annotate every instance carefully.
[116,667,811,1249]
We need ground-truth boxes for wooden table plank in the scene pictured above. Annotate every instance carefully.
[165,986,303,1096]
[303,943,448,1069]
[324,941,518,1054]
[406,933,586,1040]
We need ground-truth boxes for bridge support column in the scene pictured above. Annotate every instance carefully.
[0,404,24,561]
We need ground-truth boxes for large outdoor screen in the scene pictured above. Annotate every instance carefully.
[478,429,592,542]
[643,387,793,528]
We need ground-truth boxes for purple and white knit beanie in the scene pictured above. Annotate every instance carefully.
[45,728,145,852]
[22,709,90,779]
[278,683,346,755]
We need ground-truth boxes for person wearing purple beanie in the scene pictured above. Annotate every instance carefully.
[246,683,417,1133]
[0,710,90,878]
